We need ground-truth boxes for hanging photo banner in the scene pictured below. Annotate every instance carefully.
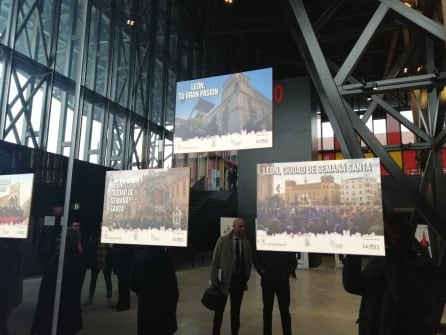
[220,217,236,236]
[101,167,190,247]
[0,173,34,239]
[256,158,385,256]
[174,68,273,153]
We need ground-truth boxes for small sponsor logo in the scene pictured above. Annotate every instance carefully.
[330,240,344,249]
[362,243,380,250]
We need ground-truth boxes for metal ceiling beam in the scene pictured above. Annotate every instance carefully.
[339,72,446,95]
[443,0,446,48]
[343,98,446,241]
[313,0,345,34]
[353,38,416,123]
[288,0,363,159]
[380,0,446,41]
[335,3,389,86]
[425,37,444,137]
[434,126,446,148]
[372,95,431,142]
[288,0,446,242]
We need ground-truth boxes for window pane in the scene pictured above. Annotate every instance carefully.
[373,119,387,145]
[321,121,334,150]
[401,110,415,145]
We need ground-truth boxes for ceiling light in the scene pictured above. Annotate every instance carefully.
[403,1,412,7]
[403,67,409,74]
[372,82,378,91]
[225,0,234,4]
[126,19,135,26]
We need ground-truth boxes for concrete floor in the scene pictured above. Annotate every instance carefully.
[9,254,367,335]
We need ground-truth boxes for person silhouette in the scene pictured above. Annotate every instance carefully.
[131,246,179,335]
[0,239,22,335]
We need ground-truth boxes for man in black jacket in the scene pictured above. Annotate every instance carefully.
[254,251,297,335]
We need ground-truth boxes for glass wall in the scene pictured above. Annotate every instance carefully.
[0,0,228,169]
[0,0,231,334]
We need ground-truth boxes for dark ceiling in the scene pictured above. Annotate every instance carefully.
[186,0,445,82]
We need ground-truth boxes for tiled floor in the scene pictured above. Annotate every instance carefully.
[9,254,366,335]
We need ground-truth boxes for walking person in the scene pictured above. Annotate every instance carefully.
[209,217,252,335]
[85,232,113,306]
[254,251,297,335]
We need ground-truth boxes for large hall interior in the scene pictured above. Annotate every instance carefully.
[0,0,446,334]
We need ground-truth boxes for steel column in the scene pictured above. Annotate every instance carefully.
[289,0,364,159]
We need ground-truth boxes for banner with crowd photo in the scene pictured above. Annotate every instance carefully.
[0,173,34,239]
[256,158,385,256]
[220,217,236,236]
[174,67,273,154]
[101,167,190,247]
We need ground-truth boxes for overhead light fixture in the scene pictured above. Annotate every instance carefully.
[366,96,372,101]
[224,0,234,3]
[126,19,135,26]
[416,65,422,72]
[403,67,409,74]
[404,1,412,7]
[372,82,378,91]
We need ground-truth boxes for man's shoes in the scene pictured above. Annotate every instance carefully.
[116,305,130,312]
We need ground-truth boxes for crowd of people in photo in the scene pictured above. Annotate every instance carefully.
[257,202,384,236]
[105,209,185,232]
[0,213,445,335]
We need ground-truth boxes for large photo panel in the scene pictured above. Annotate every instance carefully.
[174,68,273,153]
[0,173,34,239]
[101,167,190,247]
[256,158,385,256]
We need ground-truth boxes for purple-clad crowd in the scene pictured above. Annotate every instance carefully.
[257,203,383,236]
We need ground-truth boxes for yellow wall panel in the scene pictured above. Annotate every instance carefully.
[389,151,403,168]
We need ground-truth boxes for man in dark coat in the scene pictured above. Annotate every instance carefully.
[130,246,179,335]
[0,239,23,335]
[210,217,253,335]
[254,251,297,335]
[31,228,86,335]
